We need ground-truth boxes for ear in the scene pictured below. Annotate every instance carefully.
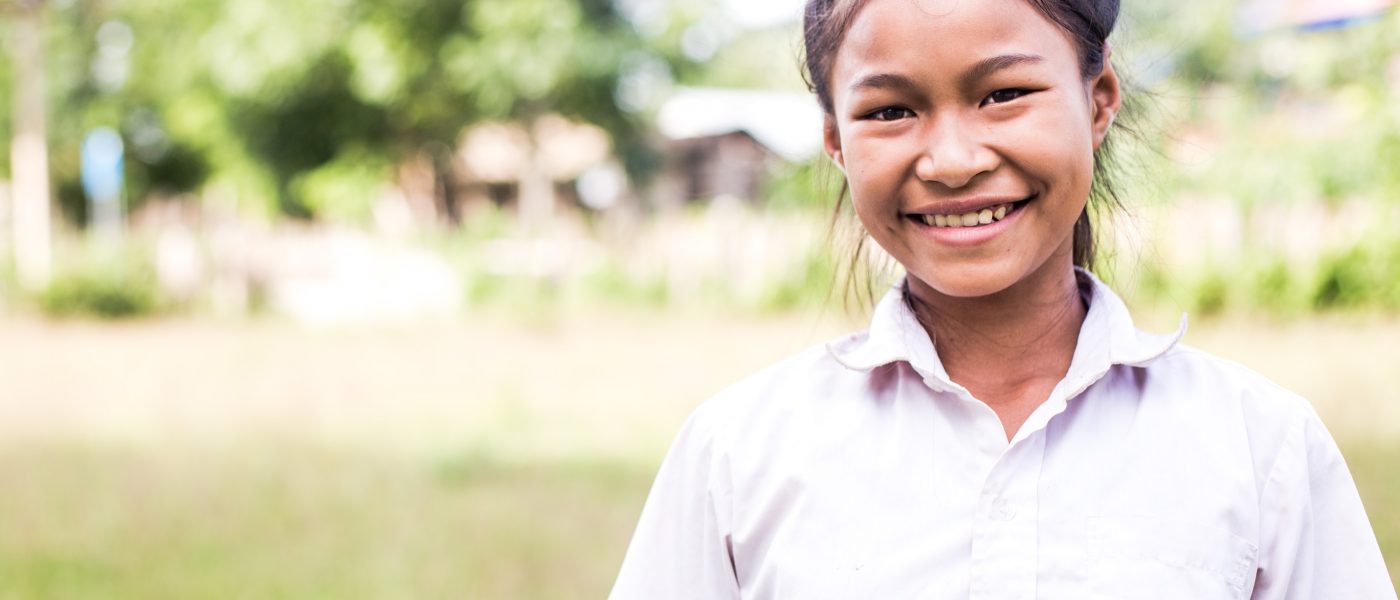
[823,113,846,173]
[1089,44,1122,150]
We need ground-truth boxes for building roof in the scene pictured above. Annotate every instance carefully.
[656,87,825,163]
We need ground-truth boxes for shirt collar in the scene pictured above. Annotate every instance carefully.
[827,268,1187,386]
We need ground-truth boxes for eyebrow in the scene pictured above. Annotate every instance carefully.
[960,53,1044,87]
[849,53,1046,93]
[850,72,921,93]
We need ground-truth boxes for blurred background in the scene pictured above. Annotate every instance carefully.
[0,0,1397,596]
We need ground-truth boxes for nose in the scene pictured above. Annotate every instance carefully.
[913,114,998,189]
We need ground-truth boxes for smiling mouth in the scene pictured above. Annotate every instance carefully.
[906,196,1034,228]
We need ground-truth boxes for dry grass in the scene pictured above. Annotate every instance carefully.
[0,310,1395,597]
[0,310,854,457]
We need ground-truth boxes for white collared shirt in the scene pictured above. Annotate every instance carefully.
[611,270,1396,600]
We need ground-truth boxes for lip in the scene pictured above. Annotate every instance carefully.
[906,193,1035,247]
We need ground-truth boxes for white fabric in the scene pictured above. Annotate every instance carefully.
[611,270,1396,599]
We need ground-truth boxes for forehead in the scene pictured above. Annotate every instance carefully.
[833,0,1079,85]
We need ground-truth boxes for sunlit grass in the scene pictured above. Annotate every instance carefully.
[1345,441,1400,587]
[0,443,653,600]
[0,312,1395,597]
[1,440,1393,599]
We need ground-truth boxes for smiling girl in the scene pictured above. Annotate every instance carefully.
[611,0,1395,598]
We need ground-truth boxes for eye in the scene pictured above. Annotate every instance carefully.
[864,107,914,122]
[982,88,1031,106]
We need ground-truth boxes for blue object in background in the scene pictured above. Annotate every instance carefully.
[1237,0,1396,35]
[81,127,126,237]
[81,127,125,203]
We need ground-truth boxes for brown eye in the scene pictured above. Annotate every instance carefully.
[868,107,913,121]
[983,88,1029,106]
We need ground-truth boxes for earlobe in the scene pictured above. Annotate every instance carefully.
[1090,45,1122,150]
[823,114,846,172]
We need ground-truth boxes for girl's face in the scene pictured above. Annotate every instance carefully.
[823,0,1120,299]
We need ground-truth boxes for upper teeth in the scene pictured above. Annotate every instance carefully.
[918,203,1011,228]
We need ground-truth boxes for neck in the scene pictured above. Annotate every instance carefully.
[906,256,1087,415]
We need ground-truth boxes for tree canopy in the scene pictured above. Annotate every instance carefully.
[2,0,696,221]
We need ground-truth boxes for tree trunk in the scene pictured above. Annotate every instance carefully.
[517,115,555,231]
[10,3,52,291]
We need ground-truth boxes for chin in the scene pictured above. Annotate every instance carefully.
[907,260,1026,300]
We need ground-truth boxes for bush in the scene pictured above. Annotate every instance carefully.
[1108,229,1400,318]
[37,260,161,320]
[1311,241,1400,312]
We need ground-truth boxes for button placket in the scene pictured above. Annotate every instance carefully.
[968,436,1044,599]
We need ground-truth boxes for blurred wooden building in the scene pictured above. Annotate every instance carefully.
[650,87,823,209]
[445,88,824,222]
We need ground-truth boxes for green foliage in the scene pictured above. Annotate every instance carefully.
[757,246,838,313]
[1191,270,1231,318]
[1312,241,1400,311]
[8,0,1400,319]
[762,158,843,214]
[580,265,670,308]
[1141,8,1400,208]
[287,148,391,223]
[1248,259,1310,315]
[1106,228,1400,318]
[465,272,555,314]
[19,0,664,221]
[463,264,672,317]
[38,257,160,319]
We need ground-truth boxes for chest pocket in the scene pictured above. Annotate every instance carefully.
[1085,515,1258,600]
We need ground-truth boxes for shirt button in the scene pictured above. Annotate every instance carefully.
[992,498,1016,521]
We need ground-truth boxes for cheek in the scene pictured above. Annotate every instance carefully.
[841,132,909,206]
[849,183,897,236]
[1009,106,1095,196]
[843,171,903,241]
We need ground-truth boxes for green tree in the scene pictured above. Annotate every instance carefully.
[10,0,672,222]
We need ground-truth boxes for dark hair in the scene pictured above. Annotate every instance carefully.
[802,0,1132,302]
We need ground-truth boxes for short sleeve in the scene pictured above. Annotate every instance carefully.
[610,404,740,600]
[1252,411,1397,599]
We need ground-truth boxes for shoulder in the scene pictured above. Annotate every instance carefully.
[1145,342,1316,424]
[1134,342,1333,489]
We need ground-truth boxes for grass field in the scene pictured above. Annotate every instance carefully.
[1,310,1396,598]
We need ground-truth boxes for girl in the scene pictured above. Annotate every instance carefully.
[612,0,1396,597]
